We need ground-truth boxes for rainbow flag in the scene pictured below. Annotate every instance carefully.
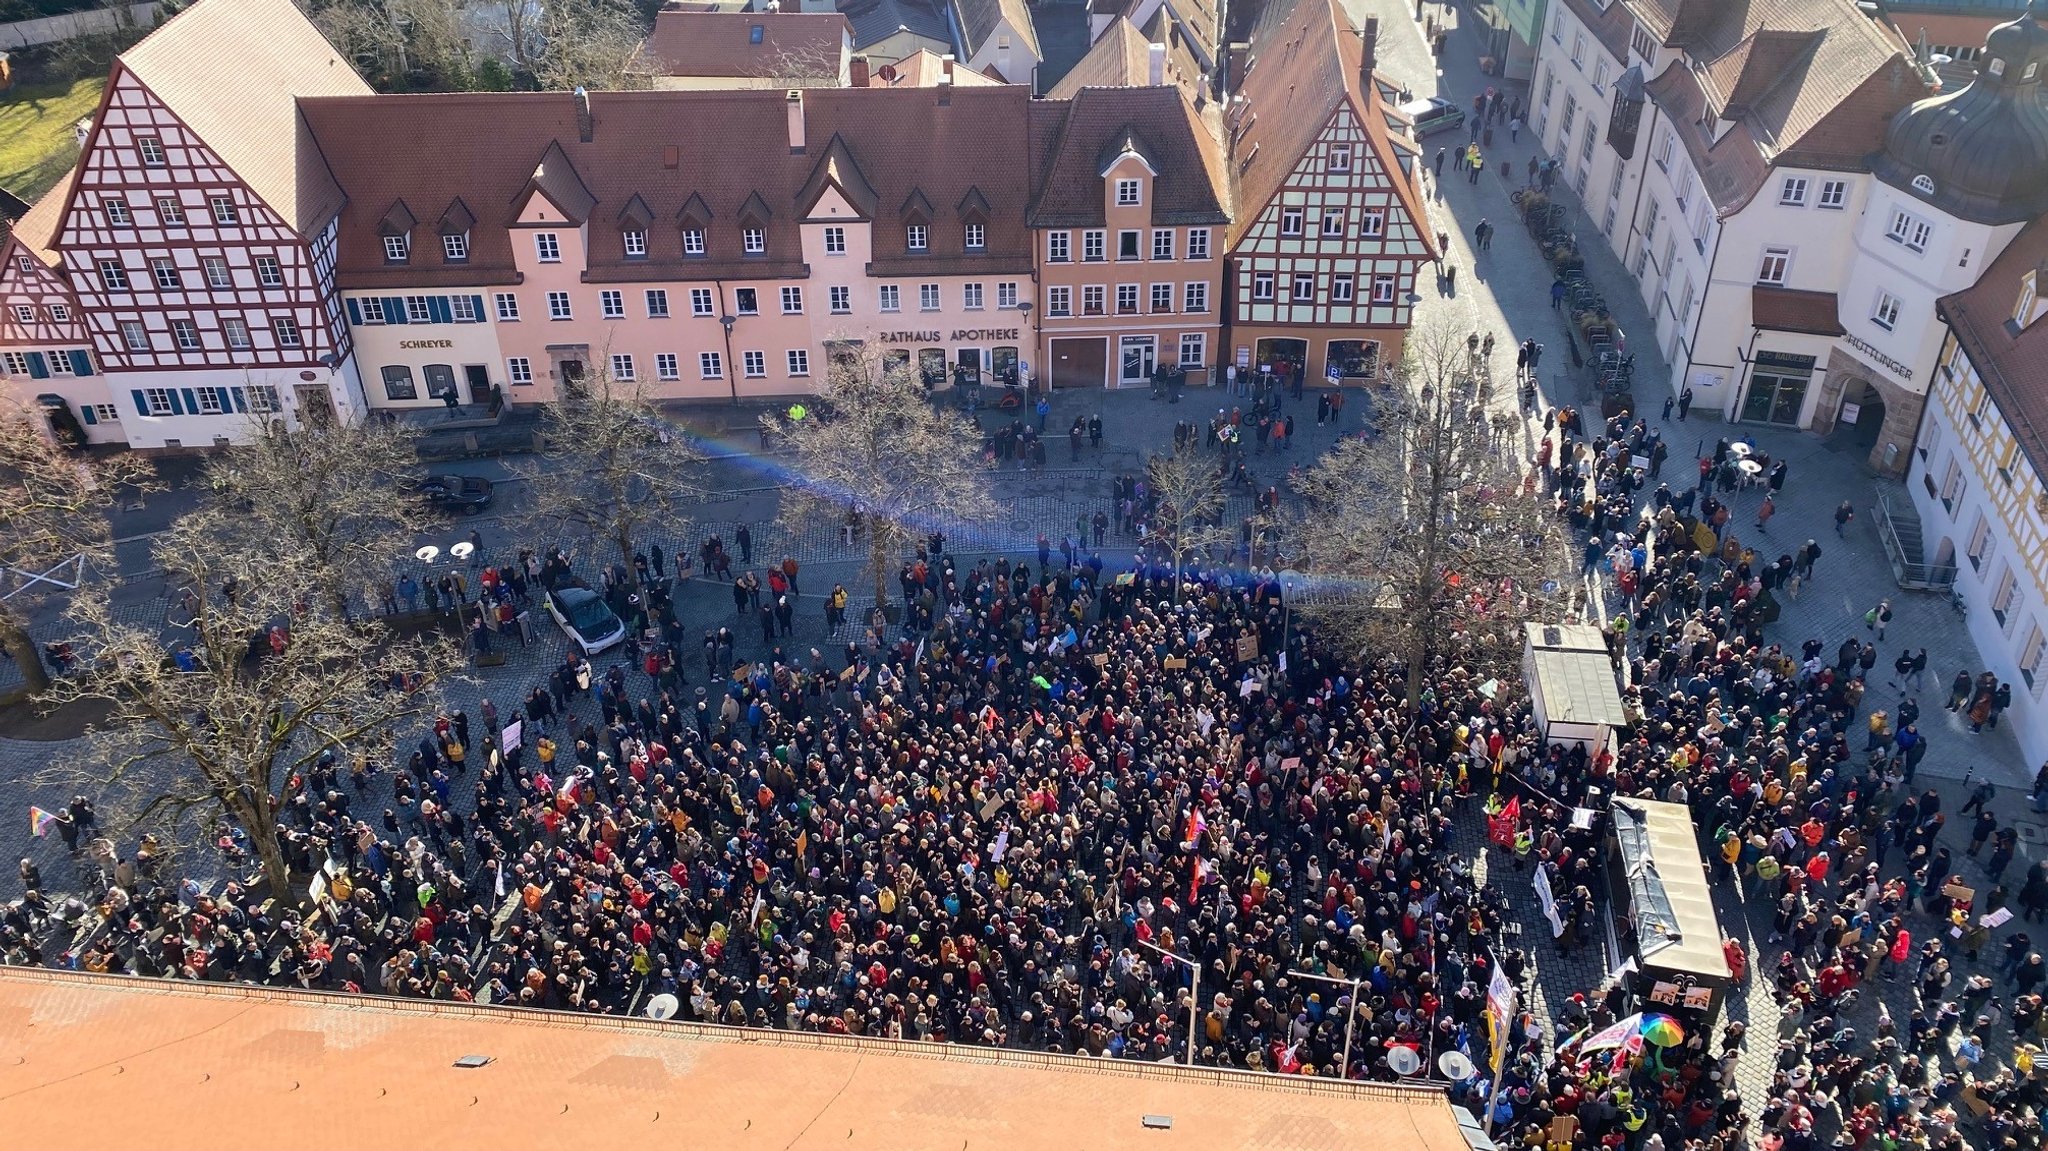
[28,807,58,837]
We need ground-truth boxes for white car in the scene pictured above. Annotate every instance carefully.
[544,587,627,655]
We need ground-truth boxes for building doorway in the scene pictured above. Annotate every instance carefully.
[1831,379,1885,453]
[463,364,491,403]
[1254,337,1309,389]
[954,348,983,387]
[1118,335,1156,387]
[1739,351,1814,426]
[1049,337,1107,389]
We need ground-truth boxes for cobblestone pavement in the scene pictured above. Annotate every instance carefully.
[4,6,2041,1113]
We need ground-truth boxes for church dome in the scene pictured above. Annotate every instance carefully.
[1873,0,2048,226]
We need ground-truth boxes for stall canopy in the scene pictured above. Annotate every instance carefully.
[1611,799,1728,983]
[1522,624,1627,739]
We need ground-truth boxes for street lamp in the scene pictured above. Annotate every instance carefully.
[1136,939,1202,1067]
[1290,967,1367,1080]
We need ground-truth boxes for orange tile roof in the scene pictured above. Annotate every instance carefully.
[5,173,75,266]
[647,10,851,81]
[0,968,1475,1151]
[1048,16,1157,98]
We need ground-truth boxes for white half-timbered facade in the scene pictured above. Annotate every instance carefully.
[1223,0,1433,385]
[0,195,118,443]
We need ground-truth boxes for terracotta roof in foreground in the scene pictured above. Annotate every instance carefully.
[0,968,1470,1151]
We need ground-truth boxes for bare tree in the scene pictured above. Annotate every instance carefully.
[0,406,156,694]
[515,368,703,588]
[534,0,655,91]
[50,509,463,898]
[1144,446,1230,601]
[763,345,994,614]
[748,39,846,86]
[202,412,429,619]
[1293,319,1574,703]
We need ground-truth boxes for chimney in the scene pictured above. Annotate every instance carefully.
[850,53,870,87]
[574,85,593,143]
[786,88,806,153]
[1149,42,1166,86]
[938,55,955,105]
[1362,17,1379,88]
[1227,42,1251,92]
[942,53,955,80]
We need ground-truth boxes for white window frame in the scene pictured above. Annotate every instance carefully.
[535,232,561,262]
[98,260,128,290]
[963,282,984,309]
[1184,281,1208,312]
[254,256,283,287]
[142,387,175,416]
[610,353,636,381]
[104,197,132,226]
[405,295,432,323]
[272,316,301,348]
[209,196,238,224]
[1150,282,1173,313]
[823,225,846,255]
[222,318,251,349]
[683,228,706,256]
[1048,231,1071,262]
[905,224,927,252]
[1329,143,1353,173]
[1818,180,1847,209]
[1083,230,1106,261]
[1047,286,1071,316]
[743,350,766,377]
[1887,208,1932,253]
[361,297,387,324]
[150,257,180,290]
[997,282,1018,308]
[1290,271,1315,301]
[1872,290,1902,331]
[1756,247,1791,286]
[1116,284,1140,314]
[383,234,410,262]
[623,229,647,258]
[600,289,625,319]
[171,320,201,351]
[1779,177,1808,206]
[443,233,469,261]
[645,289,669,318]
[919,283,940,311]
[138,136,166,166]
[121,322,150,352]
[1372,273,1397,303]
[156,196,185,225]
[1331,275,1354,303]
[690,288,713,317]
[1179,333,1206,367]
[656,353,680,381]
[1280,207,1304,237]
[965,222,985,250]
[547,291,572,320]
[495,293,521,321]
[1252,272,1275,301]
[879,284,901,312]
[780,286,803,314]
[701,351,725,380]
[1116,178,1142,206]
[787,349,810,377]
[1152,229,1174,260]
[1187,229,1210,259]
[508,357,534,385]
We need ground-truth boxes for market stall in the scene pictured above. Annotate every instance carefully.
[1606,798,1732,1023]
[1520,623,1625,754]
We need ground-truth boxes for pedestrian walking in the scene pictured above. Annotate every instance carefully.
[1551,278,1567,310]
[1509,116,1522,142]
[1834,499,1856,536]
[1755,493,1775,533]
[1866,598,1893,640]
[1434,146,1446,180]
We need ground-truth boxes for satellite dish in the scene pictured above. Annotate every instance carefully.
[1439,1050,1477,1081]
[449,541,475,560]
[415,545,440,563]
[1389,1046,1422,1076]
[645,993,680,1021]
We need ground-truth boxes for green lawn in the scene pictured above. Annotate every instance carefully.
[0,77,103,203]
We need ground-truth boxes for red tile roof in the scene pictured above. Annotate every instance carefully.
[1030,84,1229,226]
[1939,216,2048,482]
[300,85,1044,288]
[647,10,850,82]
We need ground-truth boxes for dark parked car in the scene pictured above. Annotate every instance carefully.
[414,474,494,514]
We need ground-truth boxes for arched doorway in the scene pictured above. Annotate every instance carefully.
[1831,379,1885,453]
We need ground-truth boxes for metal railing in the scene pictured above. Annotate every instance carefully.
[1874,491,1953,591]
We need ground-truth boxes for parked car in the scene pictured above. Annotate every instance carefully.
[1401,96,1465,138]
[414,474,495,514]
[544,586,626,655]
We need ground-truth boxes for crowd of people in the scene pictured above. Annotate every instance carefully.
[0,376,2042,1151]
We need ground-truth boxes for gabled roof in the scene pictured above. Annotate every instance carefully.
[956,184,992,219]
[616,193,655,229]
[377,198,416,236]
[647,9,850,84]
[1029,84,1228,227]
[952,0,1041,60]
[796,134,880,218]
[110,0,370,234]
[1226,0,1425,252]
[437,198,476,235]
[840,0,951,54]
[1641,0,1923,214]
[4,175,73,266]
[1097,129,1160,176]
[868,48,1003,87]
[900,187,936,220]
[677,191,713,227]
[1939,215,2048,483]
[523,140,598,223]
[1048,16,1155,98]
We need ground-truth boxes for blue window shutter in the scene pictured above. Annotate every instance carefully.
[166,389,185,415]
[470,295,486,322]
[347,298,363,325]
[231,387,248,413]
[25,352,48,379]
[384,297,408,324]
[429,296,452,324]
[68,350,93,377]
[80,405,97,425]
[215,387,233,413]
[179,387,199,414]
[130,389,149,415]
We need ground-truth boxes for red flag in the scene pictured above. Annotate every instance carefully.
[1190,855,1213,904]
[1488,795,1520,849]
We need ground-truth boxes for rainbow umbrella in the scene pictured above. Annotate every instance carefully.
[1639,1013,1685,1048]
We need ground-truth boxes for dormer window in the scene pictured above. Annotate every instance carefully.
[624,229,647,258]
[1116,179,1142,206]
[683,228,705,256]
[907,224,928,252]
[965,222,985,250]
[743,227,766,254]
[443,233,469,261]
[384,234,410,262]
[2015,274,2038,328]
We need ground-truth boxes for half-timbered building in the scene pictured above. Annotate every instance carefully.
[0,187,115,442]
[50,0,372,448]
[1223,0,1434,386]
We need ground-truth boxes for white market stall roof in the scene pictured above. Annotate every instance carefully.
[1524,628,1628,729]
[1611,798,1730,982]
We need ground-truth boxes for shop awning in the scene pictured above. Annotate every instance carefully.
[1751,287,1845,337]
